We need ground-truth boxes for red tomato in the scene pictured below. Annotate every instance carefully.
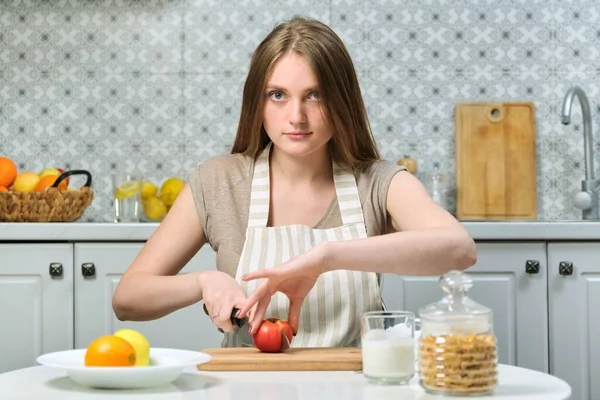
[252,318,294,353]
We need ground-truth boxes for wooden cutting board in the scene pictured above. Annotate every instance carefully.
[197,347,362,371]
[455,102,537,220]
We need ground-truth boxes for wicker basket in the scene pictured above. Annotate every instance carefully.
[0,170,94,222]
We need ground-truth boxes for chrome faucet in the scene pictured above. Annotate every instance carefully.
[561,86,600,220]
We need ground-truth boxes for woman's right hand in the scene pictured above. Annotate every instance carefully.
[199,270,247,332]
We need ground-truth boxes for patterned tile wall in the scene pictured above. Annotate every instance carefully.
[1,0,598,222]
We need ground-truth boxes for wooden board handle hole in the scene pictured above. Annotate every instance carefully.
[486,106,504,123]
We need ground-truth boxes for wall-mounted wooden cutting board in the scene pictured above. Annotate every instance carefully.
[455,102,537,220]
[197,347,362,371]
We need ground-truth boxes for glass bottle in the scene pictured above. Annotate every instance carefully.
[430,166,442,206]
[418,270,498,396]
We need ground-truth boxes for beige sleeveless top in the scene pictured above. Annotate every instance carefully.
[188,153,406,278]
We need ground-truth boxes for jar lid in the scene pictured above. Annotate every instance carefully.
[419,270,492,323]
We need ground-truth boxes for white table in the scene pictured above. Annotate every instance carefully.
[0,364,571,400]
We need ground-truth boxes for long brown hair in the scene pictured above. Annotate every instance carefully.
[230,16,380,171]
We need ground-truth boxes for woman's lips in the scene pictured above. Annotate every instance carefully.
[284,132,311,139]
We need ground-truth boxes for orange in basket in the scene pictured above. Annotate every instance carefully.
[0,157,17,188]
[35,174,68,191]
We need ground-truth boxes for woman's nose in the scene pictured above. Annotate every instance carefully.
[288,100,306,125]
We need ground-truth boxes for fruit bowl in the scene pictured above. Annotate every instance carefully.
[36,348,211,389]
[139,177,185,222]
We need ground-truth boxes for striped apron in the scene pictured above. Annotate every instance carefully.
[223,143,382,348]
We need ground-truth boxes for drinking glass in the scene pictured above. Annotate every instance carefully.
[361,311,418,385]
[112,173,142,223]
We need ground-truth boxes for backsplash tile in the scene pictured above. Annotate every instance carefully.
[182,71,244,148]
[182,0,330,74]
[0,1,184,73]
[1,0,599,222]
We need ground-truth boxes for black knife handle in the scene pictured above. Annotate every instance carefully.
[203,303,247,328]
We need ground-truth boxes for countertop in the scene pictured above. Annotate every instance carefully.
[0,364,571,400]
[0,221,600,241]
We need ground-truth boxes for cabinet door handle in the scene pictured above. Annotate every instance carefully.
[559,261,573,276]
[525,260,540,274]
[82,263,96,277]
[49,263,63,277]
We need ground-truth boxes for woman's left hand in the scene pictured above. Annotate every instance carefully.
[237,244,327,335]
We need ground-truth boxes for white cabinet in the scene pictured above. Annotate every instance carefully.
[380,242,549,373]
[548,242,600,400]
[0,244,73,373]
[1,236,598,394]
[73,243,223,352]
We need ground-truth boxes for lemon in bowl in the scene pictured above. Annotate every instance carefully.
[113,329,150,367]
[143,196,168,221]
[140,182,158,200]
[159,178,185,207]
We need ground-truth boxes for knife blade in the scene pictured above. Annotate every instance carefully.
[280,329,291,352]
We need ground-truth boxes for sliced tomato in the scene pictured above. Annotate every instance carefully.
[253,318,294,353]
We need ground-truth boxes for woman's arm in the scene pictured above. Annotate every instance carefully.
[239,171,477,328]
[320,171,476,276]
[112,184,209,321]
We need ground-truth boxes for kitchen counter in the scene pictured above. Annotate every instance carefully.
[0,221,600,241]
[0,364,571,400]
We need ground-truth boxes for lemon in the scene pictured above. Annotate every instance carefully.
[114,181,140,200]
[113,329,150,367]
[140,182,158,200]
[159,178,185,207]
[143,196,167,221]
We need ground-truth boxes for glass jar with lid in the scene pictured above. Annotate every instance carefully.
[418,270,498,396]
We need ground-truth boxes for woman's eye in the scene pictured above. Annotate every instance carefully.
[308,91,320,100]
[269,91,285,101]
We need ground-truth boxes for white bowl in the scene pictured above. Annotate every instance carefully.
[36,348,211,389]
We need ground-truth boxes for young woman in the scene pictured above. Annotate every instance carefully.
[112,16,476,348]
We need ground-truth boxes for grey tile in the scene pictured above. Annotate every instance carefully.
[182,0,330,73]
[0,2,184,74]
[1,0,598,220]
[182,71,246,153]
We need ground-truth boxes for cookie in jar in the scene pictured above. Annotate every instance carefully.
[418,270,498,396]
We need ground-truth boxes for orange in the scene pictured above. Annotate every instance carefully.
[0,157,17,188]
[0,186,7,192]
[34,174,67,192]
[84,335,136,367]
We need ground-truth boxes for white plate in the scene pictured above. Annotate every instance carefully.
[36,348,211,389]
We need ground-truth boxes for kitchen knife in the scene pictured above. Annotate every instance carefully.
[280,329,291,352]
[203,303,248,332]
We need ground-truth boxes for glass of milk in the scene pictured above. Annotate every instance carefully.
[360,311,418,385]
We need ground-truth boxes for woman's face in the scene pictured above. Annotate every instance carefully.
[262,52,333,158]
